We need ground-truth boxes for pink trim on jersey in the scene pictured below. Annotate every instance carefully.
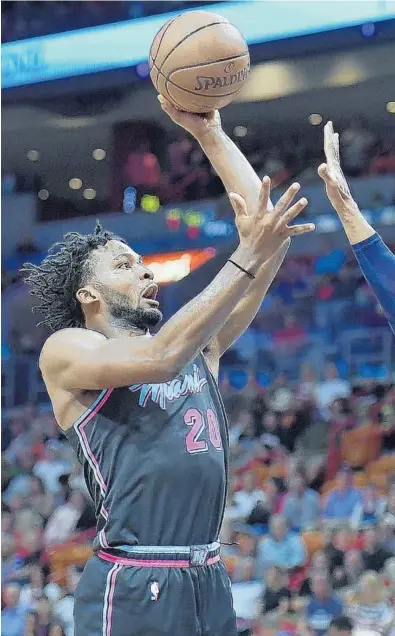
[98,550,220,568]
[99,529,110,549]
[103,563,122,636]
[101,505,109,520]
[77,389,113,495]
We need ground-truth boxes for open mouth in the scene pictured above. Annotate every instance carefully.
[141,283,159,306]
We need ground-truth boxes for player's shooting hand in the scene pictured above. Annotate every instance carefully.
[157,94,221,141]
[229,176,315,260]
[318,121,359,217]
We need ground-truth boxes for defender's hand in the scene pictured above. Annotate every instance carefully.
[318,121,359,216]
[158,95,222,142]
[230,176,314,261]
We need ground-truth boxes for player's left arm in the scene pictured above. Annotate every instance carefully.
[159,97,297,376]
[319,121,395,335]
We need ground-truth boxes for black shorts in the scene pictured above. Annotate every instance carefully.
[74,549,237,636]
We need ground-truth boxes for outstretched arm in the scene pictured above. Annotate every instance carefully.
[319,121,395,334]
[159,98,313,374]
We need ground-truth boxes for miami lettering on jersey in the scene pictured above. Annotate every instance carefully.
[129,364,208,410]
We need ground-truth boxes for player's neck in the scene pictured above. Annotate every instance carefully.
[86,316,148,339]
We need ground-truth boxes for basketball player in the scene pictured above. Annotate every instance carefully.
[24,101,314,636]
[319,121,395,334]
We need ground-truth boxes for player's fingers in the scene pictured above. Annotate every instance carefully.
[288,223,316,236]
[274,182,300,217]
[280,197,308,226]
[229,192,248,218]
[257,176,271,215]
[157,94,182,116]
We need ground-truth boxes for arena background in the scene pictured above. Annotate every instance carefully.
[2,2,395,635]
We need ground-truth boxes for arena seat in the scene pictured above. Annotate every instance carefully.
[222,555,238,576]
[367,453,395,475]
[48,542,93,586]
[340,425,381,468]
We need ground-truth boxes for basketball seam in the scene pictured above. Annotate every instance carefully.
[168,52,249,76]
[149,17,176,66]
[152,61,246,100]
[157,21,230,73]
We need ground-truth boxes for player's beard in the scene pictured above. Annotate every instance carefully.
[98,285,163,332]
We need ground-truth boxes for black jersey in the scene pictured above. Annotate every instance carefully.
[63,353,229,550]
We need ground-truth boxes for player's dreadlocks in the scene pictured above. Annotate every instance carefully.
[22,221,125,333]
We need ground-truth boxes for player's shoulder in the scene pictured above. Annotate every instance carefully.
[39,328,106,371]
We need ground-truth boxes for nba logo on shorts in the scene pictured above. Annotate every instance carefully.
[150,581,160,601]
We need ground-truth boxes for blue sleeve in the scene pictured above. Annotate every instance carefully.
[352,233,395,334]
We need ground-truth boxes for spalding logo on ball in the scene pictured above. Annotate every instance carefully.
[150,10,250,113]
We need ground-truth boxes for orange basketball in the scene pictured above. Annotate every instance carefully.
[149,11,250,113]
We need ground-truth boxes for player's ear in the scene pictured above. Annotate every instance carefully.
[76,285,99,307]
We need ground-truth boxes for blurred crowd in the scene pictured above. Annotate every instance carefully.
[1,371,395,635]
[1,0,222,42]
[3,117,394,218]
[217,373,395,635]
[115,117,395,210]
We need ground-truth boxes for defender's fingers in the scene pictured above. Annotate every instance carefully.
[288,223,316,236]
[318,163,337,186]
[257,176,271,215]
[333,132,340,162]
[324,121,334,162]
[274,182,301,216]
[280,197,308,226]
[229,192,248,217]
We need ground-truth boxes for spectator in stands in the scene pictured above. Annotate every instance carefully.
[362,527,393,572]
[346,571,394,634]
[1,583,30,636]
[273,315,307,354]
[28,475,54,523]
[295,365,319,403]
[315,365,352,421]
[341,117,376,176]
[227,471,266,522]
[282,470,321,531]
[261,566,291,614]
[123,140,161,199]
[33,441,71,494]
[351,482,387,529]
[24,610,40,636]
[298,573,343,636]
[379,519,395,554]
[382,489,395,525]
[256,515,306,576]
[322,465,363,524]
[333,549,365,589]
[260,412,282,452]
[370,140,395,174]
[19,565,44,608]
[326,616,353,636]
[1,533,23,585]
[43,491,91,546]
[268,374,294,414]
[3,451,36,505]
